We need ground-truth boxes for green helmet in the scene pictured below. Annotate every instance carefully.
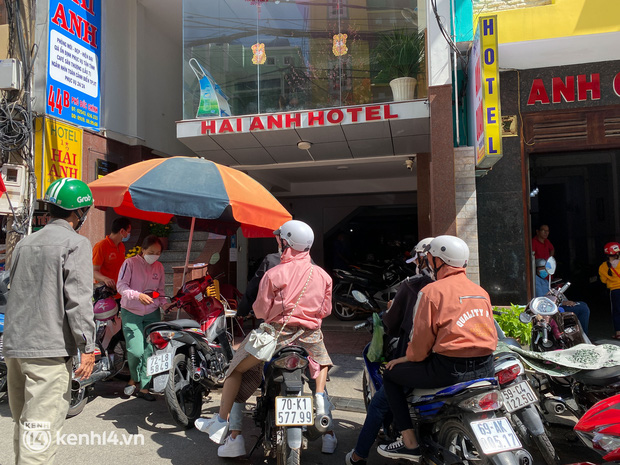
[42,178,93,210]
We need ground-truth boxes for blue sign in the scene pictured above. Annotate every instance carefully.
[46,0,101,128]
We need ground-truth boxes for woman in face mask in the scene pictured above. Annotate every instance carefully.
[117,235,166,399]
[599,242,620,339]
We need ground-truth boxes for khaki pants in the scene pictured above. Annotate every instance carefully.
[7,357,72,465]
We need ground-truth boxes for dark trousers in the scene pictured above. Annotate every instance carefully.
[383,353,494,432]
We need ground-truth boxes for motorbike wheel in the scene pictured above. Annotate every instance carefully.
[111,339,130,381]
[532,432,559,465]
[333,301,357,321]
[67,385,88,418]
[0,364,7,396]
[438,419,490,465]
[164,353,203,429]
[276,427,300,465]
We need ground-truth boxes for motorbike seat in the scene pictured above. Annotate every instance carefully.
[572,366,620,387]
[147,319,201,331]
[408,378,496,398]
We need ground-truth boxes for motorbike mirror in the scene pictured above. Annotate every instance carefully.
[529,296,559,316]
[209,252,220,265]
[545,257,557,275]
[519,312,533,324]
[352,290,369,304]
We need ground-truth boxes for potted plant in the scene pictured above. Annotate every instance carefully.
[374,29,425,101]
[148,220,173,250]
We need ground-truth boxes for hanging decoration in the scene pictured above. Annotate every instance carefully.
[245,0,268,4]
[252,42,267,65]
[333,33,348,56]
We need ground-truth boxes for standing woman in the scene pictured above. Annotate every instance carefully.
[117,235,166,400]
[599,242,620,340]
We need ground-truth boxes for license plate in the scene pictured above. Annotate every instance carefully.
[502,380,538,413]
[275,396,313,426]
[471,417,522,455]
[146,352,173,376]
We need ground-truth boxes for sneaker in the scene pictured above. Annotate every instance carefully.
[123,384,136,396]
[377,439,421,461]
[315,393,335,417]
[195,416,229,444]
[345,449,367,465]
[322,432,337,454]
[218,434,246,458]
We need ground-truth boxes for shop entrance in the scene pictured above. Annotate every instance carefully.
[529,149,620,317]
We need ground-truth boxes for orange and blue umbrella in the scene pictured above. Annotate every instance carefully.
[88,156,291,238]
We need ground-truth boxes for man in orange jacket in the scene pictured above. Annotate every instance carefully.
[377,235,497,461]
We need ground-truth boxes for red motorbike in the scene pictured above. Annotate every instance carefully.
[567,393,620,464]
[144,275,234,428]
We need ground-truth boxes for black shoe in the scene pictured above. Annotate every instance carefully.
[377,439,421,461]
[136,391,156,402]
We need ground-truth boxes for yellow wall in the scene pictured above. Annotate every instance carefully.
[0,25,8,60]
[493,0,620,43]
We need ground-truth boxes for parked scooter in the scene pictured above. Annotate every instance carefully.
[570,393,620,464]
[494,319,559,465]
[519,290,620,417]
[68,285,129,417]
[144,274,234,428]
[249,347,332,464]
[353,291,533,465]
[332,259,410,320]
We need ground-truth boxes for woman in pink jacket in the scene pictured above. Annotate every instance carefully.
[117,235,167,401]
[195,220,335,456]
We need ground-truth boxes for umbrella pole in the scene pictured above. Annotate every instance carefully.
[177,217,196,320]
[181,217,196,289]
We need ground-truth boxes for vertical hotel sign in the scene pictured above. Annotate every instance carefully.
[34,117,83,198]
[46,0,101,129]
[470,16,502,169]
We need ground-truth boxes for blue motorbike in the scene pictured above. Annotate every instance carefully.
[354,292,533,465]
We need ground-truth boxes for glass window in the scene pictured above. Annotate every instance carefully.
[183,0,426,119]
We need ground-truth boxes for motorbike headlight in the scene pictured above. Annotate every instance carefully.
[272,353,309,371]
[459,391,502,413]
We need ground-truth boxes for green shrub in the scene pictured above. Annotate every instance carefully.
[493,304,531,346]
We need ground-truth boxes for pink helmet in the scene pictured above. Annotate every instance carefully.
[94,297,118,321]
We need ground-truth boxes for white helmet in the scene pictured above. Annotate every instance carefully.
[274,220,314,252]
[428,235,469,268]
[406,237,434,263]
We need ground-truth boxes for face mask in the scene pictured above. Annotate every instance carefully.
[144,254,160,265]
[122,232,131,242]
[612,259,620,269]
[538,270,549,279]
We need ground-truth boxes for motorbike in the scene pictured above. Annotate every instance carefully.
[249,346,332,464]
[332,258,411,321]
[144,274,234,428]
[494,317,559,465]
[519,272,620,417]
[68,284,129,417]
[353,291,534,465]
[570,393,620,464]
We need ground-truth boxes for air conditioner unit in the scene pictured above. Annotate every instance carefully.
[0,164,26,214]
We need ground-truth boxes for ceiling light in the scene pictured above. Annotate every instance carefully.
[297,141,312,150]
[336,166,349,170]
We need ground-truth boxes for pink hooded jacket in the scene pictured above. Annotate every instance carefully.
[253,248,332,330]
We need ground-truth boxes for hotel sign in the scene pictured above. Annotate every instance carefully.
[199,103,400,135]
[469,16,502,169]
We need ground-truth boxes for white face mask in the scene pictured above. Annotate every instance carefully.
[144,254,160,265]
[612,259,620,269]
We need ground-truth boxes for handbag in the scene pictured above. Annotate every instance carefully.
[245,265,314,362]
